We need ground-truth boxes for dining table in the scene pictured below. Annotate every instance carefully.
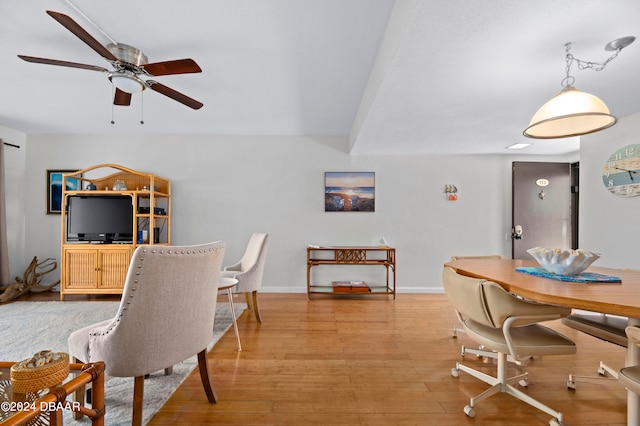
[444,258,640,426]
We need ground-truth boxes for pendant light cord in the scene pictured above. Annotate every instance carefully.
[562,41,629,88]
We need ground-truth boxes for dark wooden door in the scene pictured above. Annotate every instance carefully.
[511,162,573,259]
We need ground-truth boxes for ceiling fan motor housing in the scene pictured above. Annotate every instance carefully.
[107,43,148,67]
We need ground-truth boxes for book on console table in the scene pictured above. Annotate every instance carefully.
[332,280,370,293]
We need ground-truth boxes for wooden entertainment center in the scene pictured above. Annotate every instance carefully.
[59,164,170,300]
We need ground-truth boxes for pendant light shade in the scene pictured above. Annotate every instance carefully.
[523,37,635,139]
[523,87,617,139]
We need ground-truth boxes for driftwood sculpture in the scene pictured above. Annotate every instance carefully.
[0,257,60,303]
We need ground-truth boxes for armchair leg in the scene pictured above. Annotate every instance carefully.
[244,292,252,310]
[50,408,63,425]
[132,376,145,426]
[73,384,86,420]
[197,350,218,403]
[251,291,262,323]
[71,356,85,421]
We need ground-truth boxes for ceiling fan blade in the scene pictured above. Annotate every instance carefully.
[142,59,202,76]
[113,88,132,106]
[18,55,109,73]
[147,81,203,110]
[46,10,118,62]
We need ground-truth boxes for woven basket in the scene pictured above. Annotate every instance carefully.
[10,352,69,394]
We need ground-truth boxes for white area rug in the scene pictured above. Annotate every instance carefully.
[0,300,245,425]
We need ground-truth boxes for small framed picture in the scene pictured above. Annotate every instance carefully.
[325,172,375,212]
[47,169,80,214]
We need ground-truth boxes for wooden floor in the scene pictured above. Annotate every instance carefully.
[18,292,628,425]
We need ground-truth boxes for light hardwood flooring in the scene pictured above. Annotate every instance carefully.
[158,293,626,426]
[20,292,628,425]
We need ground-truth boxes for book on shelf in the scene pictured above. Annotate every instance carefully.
[332,280,370,293]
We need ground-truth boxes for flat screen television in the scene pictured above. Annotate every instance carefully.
[66,195,134,243]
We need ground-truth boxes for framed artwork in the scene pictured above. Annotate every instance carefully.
[47,169,80,214]
[324,172,375,212]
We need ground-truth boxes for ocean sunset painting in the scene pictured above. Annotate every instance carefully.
[325,172,375,212]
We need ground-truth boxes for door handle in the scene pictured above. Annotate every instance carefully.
[512,225,523,240]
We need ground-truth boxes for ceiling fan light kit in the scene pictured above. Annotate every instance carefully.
[524,36,635,139]
[109,71,145,94]
[18,9,204,113]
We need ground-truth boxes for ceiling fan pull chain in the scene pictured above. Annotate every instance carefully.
[140,92,144,125]
[111,84,115,124]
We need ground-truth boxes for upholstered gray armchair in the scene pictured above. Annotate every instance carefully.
[221,232,269,322]
[68,241,226,426]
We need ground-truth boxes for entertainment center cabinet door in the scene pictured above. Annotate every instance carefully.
[63,246,131,294]
[96,248,131,288]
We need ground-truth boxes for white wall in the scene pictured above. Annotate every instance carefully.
[580,112,640,269]
[1,125,27,281]
[13,132,575,292]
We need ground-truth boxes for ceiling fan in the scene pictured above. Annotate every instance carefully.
[18,10,203,110]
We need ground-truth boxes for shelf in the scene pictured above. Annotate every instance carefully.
[309,284,392,291]
[308,287,394,296]
[308,259,389,265]
[64,190,169,198]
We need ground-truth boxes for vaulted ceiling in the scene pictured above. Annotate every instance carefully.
[1,1,639,155]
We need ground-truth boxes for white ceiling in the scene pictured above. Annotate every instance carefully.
[1,0,639,156]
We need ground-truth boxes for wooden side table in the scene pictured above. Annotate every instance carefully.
[218,277,242,351]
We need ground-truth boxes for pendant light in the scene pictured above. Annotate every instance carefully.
[524,37,635,139]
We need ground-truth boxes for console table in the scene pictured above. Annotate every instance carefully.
[306,246,396,299]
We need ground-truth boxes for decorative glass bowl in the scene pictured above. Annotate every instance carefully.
[526,247,600,276]
[113,180,128,191]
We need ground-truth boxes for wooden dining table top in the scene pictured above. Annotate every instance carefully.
[444,258,640,319]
